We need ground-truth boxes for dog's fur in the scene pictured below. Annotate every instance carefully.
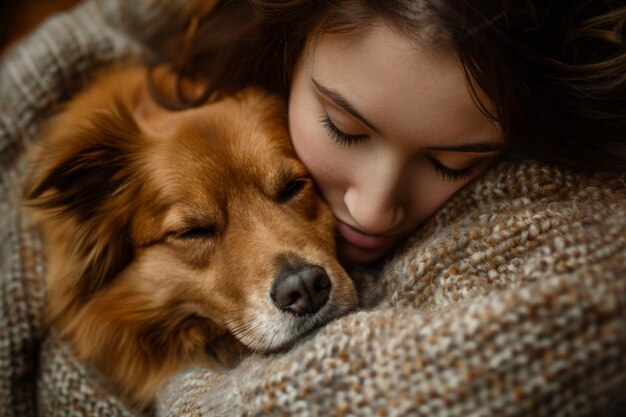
[25,66,358,408]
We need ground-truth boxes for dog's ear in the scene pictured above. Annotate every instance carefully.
[25,100,147,296]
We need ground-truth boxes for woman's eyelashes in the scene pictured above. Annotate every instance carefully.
[320,114,367,146]
[426,156,473,182]
[320,113,474,183]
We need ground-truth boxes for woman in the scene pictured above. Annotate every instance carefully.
[157,0,625,265]
[1,0,625,416]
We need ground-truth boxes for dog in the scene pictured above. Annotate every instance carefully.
[24,65,359,409]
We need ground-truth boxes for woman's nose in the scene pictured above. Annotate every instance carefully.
[344,179,405,234]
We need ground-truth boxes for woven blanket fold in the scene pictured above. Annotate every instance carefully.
[0,1,625,417]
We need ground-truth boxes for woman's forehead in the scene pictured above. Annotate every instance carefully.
[303,22,499,148]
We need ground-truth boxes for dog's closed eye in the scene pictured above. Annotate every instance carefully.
[177,226,218,240]
[276,177,310,203]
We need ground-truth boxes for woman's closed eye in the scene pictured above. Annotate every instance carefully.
[426,156,473,182]
[320,114,367,146]
[320,112,478,183]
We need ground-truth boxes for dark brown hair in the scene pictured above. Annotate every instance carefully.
[157,0,626,171]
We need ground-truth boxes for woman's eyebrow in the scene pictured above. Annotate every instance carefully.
[312,78,380,133]
[427,142,504,153]
[312,77,502,153]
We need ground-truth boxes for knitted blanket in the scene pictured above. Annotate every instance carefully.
[1,1,625,416]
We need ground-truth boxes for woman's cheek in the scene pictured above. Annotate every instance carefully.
[289,105,334,185]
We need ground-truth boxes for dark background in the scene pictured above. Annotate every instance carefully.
[1,0,82,55]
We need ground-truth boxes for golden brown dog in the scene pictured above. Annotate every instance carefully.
[25,66,358,409]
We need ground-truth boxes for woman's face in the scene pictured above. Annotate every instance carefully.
[288,21,502,265]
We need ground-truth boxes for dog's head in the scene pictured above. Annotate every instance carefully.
[25,68,358,377]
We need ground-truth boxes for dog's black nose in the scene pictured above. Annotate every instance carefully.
[271,264,331,315]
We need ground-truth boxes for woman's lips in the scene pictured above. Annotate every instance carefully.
[336,221,393,250]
